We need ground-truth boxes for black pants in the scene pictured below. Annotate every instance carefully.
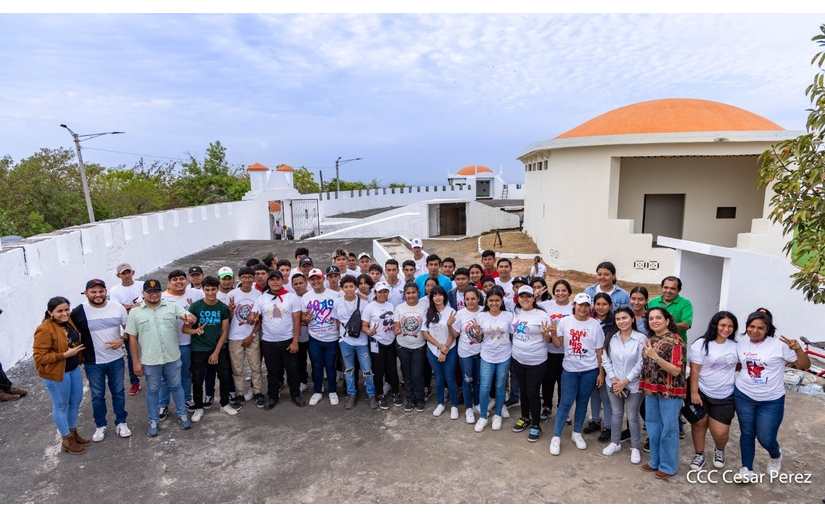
[396,345,425,403]
[542,353,564,409]
[298,340,309,384]
[261,339,301,399]
[0,360,11,392]
[191,349,233,409]
[512,358,547,426]
[371,341,400,397]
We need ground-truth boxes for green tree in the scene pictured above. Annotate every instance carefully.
[759,23,825,303]
[292,166,320,193]
[91,162,177,219]
[173,141,249,206]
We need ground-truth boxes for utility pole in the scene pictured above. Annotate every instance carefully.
[60,124,124,223]
[335,156,363,194]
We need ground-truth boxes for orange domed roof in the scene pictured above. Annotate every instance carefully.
[456,164,493,176]
[247,162,269,172]
[556,98,783,139]
[275,164,294,173]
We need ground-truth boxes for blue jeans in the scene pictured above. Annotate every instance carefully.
[159,345,191,407]
[42,368,83,437]
[734,387,784,470]
[478,358,510,418]
[427,346,458,406]
[339,341,375,397]
[85,359,128,427]
[309,337,338,394]
[553,368,597,436]
[459,354,481,409]
[144,359,187,423]
[645,395,683,475]
[589,381,612,429]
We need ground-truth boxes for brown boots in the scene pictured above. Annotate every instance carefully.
[70,428,90,445]
[61,429,90,454]
[0,391,19,402]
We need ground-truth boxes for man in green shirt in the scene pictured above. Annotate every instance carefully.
[188,276,237,422]
[126,278,197,437]
[648,276,693,343]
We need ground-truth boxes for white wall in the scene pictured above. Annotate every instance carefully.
[317,185,476,218]
[0,200,270,368]
[674,251,725,343]
[466,201,521,235]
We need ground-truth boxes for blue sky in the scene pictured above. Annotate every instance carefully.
[0,14,820,184]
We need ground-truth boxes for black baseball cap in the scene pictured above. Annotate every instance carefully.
[325,265,341,275]
[85,279,106,290]
[143,279,163,292]
[513,275,529,285]
[300,257,313,267]
[188,266,204,275]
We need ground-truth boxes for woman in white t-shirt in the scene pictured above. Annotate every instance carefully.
[474,286,514,432]
[548,292,605,456]
[687,310,739,471]
[450,287,484,425]
[393,282,428,412]
[421,286,458,419]
[733,311,810,481]
[537,279,573,421]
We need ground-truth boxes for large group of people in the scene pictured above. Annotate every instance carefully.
[32,243,811,482]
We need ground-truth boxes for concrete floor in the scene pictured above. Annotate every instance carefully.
[2,239,824,503]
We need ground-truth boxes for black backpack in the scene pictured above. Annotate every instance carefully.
[344,296,362,338]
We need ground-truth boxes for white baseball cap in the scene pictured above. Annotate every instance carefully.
[374,281,390,292]
[357,252,371,260]
[217,266,233,279]
[517,285,534,296]
[410,238,423,248]
[308,268,324,278]
[573,292,592,305]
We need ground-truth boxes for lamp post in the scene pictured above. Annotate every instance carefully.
[60,124,125,223]
[334,156,363,194]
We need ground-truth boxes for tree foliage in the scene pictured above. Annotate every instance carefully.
[292,166,320,194]
[759,23,825,304]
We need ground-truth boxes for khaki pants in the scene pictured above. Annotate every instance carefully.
[229,338,263,395]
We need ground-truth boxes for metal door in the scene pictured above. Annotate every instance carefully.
[287,199,320,240]
[476,180,491,199]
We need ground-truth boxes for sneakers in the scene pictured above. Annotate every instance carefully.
[465,408,476,424]
[403,399,414,412]
[158,406,169,421]
[713,447,726,469]
[598,428,611,443]
[309,393,323,406]
[630,448,641,464]
[549,436,561,455]
[767,451,783,475]
[203,395,214,408]
[620,428,631,442]
[642,438,650,453]
[344,396,356,410]
[602,442,622,456]
[392,393,403,407]
[582,420,601,434]
[191,409,204,422]
[571,432,587,450]
[221,404,239,416]
[185,399,196,413]
[540,406,551,421]
[116,423,132,438]
[527,425,542,442]
[255,393,266,409]
[474,417,488,432]
[432,404,446,417]
[329,393,340,406]
[501,405,510,419]
[92,426,107,442]
[735,467,759,484]
[128,383,141,396]
[378,396,390,410]
[491,415,502,431]
[370,397,379,410]
[179,416,192,430]
[512,417,528,432]
[147,421,159,437]
[450,406,459,420]
[414,401,425,412]
[690,453,706,470]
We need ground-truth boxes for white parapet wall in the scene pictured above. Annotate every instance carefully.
[316,184,477,218]
[0,199,270,368]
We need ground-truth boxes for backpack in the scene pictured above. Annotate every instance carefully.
[344,296,362,338]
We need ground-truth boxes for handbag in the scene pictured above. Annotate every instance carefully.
[344,296,362,338]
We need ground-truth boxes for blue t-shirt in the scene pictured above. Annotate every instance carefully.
[415,273,454,298]
[584,284,630,309]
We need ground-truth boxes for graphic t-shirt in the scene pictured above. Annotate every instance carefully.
[226,287,261,340]
[510,308,550,366]
[109,281,144,308]
[477,311,514,364]
[253,291,301,342]
[451,308,483,358]
[302,289,339,342]
[188,299,230,353]
[538,299,572,354]
[362,301,396,350]
[423,306,456,356]
[394,302,426,349]
[735,336,796,402]
[689,338,738,399]
[556,316,605,372]
[333,296,367,347]
[385,279,405,307]
[162,287,204,346]
[83,301,128,364]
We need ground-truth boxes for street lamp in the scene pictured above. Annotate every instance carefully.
[334,156,363,194]
[60,124,125,223]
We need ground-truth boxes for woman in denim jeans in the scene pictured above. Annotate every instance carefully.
[474,287,514,432]
[422,286,458,419]
[733,311,810,482]
[450,287,484,424]
[639,307,686,480]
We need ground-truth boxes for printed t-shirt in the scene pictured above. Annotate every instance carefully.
[689,338,738,399]
[226,287,261,341]
[253,291,301,342]
[451,308,483,358]
[477,311,514,364]
[510,308,551,366]
[556,316,605,372]
[301,289,339,342]
[394,302,426,349]
[735,336,796,401]
[188,299,230,353]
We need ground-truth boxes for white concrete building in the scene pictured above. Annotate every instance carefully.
[446,164,522,200]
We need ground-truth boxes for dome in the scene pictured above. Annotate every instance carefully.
[275,164,295,173]
[456,164,493,176]
[556,98,783,139]
[247,162,269,172]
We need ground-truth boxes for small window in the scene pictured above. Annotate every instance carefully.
[537,162,543,171]
[716,207,736,219]
[544,160,548,169]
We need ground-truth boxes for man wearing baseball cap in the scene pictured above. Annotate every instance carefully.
[410,238,427,275]
[302,268,341,406]
[110,263,144,396]
[217,267,235,305]
[188,266,204,290]
[324,265,342,297]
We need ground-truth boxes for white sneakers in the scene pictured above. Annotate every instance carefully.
[92,427,106,442]
[450,407,459,420]
[602,442,622,456]
[465,408,475,424]
[222,404,239,416]
[630,448,641,464]
[243,391,254,402]
[767,452,783,475]
[549,436,561,455]
[191,409,204,422]
[474,417,488,432]
[329,393,339,406]
[572,432,587,450]
[432,404,446,417]
[736,467,759,484]
[309,393,323,406]
[501,405,510,419]
[116,423,132,438]
[491,415,502,431]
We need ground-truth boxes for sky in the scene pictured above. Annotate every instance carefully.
[0,13,821,184]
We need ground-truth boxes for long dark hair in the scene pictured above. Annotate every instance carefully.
[592,292,614,322]
[45,296,71,320]
[745,311,776,338]
[426,285,449,325]
[531,277,549,301]
[629,286,649,302]
[483,286,506,312]
[606,306,638,354]
[647,307,679,334]
[700,311,739,354]
[462,286,483,309]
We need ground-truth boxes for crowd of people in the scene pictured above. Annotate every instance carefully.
[31,242,810,482]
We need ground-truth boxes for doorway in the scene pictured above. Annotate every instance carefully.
[476,180,492,199]
[642,194,685,246]
[432,203,467,236]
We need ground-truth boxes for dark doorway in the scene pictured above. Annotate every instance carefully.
[642,194,685,246]
[476,180,492,199]
[437,203,467,236]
